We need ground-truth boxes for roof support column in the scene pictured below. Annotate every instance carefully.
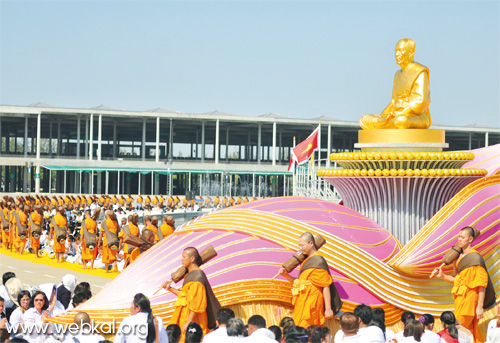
[85,115,89,159]
[142,119,146,161]
[201,121,205,163]
[106,171,109,195]
[98,114,102,161]
[155,116,160,163]
[24,116,28,157]
[225,126,229,163]
[485,132,489,147]
[215,119,219,164]
[113,121,117,159]
[257,123,262,164]
[252,173,255,198]
[36,112,41,160]
[64,170,67,193]
[279,128,282,162]
[57,121,61,156]
[76,115,81,159]
[468,133,472,150]
[35,164,40,193]
[117,171,120,195]
[169,118,173,161]
[0,115,2,155]
[49,118,53,158]
[89,113,93,160]
[272,122,276,166]
[317,123,321,169]
[327,124,331,168]
[138,173,141,195]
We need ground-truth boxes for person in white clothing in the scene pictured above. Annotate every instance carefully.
[243,315,276,343]
[202,308,234,343]
[8,290,31,335]
[22,291,56,343]
[62,312,105,343]
[487,305,500,341]
[400,320,424,343]
[0,272,16,319]
[39,284,66,317]
[394,311,415,342]
[335,312,362,343]
[114,293,168,343]
[353,305,384,343]
[221,317,245,342]
[418,314,440,343]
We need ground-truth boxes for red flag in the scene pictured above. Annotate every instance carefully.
[288,126,319,172]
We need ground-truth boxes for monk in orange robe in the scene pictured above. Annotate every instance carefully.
[118,214,140,263]
[279,232,337,327]
[30,205,43,258]
[127,228,155,265]
[433,226,495,343]
[0,203,12,250]
[81,210,98,269]
[15,204,28,255]
[98,210,119,273]
[51,207,68,263]
[10,206,19,253]
[160,215,175,238]
[163,247,221,341]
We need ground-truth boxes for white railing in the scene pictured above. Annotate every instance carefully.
[292,162,342,203]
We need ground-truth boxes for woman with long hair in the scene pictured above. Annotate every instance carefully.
[115,293,168,343]
[418,314,440,343]
[438,312,459,343]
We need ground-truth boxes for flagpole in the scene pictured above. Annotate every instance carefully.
[292,136,296,196]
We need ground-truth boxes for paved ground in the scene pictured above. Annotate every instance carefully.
[0,253,111,291]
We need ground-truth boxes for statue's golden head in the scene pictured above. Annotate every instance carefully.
[395,38,415,68]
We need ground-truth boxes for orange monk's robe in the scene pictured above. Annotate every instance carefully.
[30,212,42,249]
[147,225,160,242]
[170,271,209,338]
[81,218,98,261]
[52,214,67,253]
[16,211,28,249]
[118,223,139,262]
[128,247,142,265]
[2,209,11,244]
[292,258,333,327]
[452,250,489,343]
[102,219,118,264]
[160,224,174,238]
[10,210,19,249]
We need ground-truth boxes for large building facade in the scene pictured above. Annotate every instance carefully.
[1,103,499,197]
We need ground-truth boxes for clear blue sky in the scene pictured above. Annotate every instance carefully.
[1,0,499,127]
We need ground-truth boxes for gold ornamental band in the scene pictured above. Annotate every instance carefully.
[358,129,445,144]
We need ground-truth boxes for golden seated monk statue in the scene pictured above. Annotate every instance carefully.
[360,38,431,130]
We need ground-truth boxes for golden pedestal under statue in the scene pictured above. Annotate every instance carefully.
[355,129,448,152]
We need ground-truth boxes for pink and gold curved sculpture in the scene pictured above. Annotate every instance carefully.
[51,145,499,337]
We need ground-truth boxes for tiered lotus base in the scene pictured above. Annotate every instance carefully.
[318,130,487,244]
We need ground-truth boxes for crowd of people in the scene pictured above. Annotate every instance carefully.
[0,193,261,272]
[0,271,97,343]
[0,270,499,343]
